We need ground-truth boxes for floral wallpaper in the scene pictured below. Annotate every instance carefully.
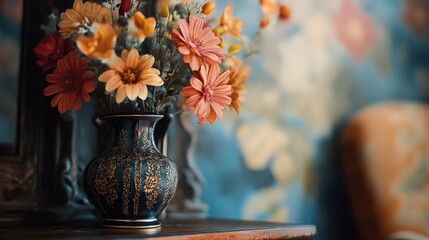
[191,0,429,239]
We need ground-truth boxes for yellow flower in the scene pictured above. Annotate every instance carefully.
[128,11,156,43]
[76,24,117,59]
[160,4,169,18]
[219,40,225,49]
[212,26,223,37]
[58,0,112,38]
[228,44,243,54]
[202,2,215,15]
[99,49,164,103]
[218,5,243,40]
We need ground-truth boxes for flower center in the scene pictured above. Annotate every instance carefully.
[123,68,138,84]
[189,39,202,56]
[203,87,213,101]
[64,79,75,90]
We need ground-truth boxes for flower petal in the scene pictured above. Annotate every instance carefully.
[189,55,200,71]
[178,46,190,55]
[98,70,118,82]
[137,54,155,71]
[115,85,127,103]
[105,77,123,92]
[137,83,148,100]
[190,77,203,91]
[181,86,200,97]
[44,84,64,96]
[210,101,224,120]
[105,55,125,72]
[195,98,209,118]
[126,48,140,69]
[213,70,230,86]
[185,94,201,107]
[125,84,138,101]
[81,80,95,93]
[212,94,232,106]
[139,74,163,86]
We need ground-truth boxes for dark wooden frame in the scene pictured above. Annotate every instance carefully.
[0,0,59,207]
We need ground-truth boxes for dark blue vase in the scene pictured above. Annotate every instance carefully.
[84,114,177,228]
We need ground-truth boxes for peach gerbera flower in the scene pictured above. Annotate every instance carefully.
[128,11,156,44]
[180,64,232,124]
[58,0,112,38]
[44,52,95,113]
[98,48,163,103]
[76,23,117,59]
[218,5,243,40]
[226,57,250,113]
[172,15,224,71]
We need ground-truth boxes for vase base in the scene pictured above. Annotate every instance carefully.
[102,218,161,229]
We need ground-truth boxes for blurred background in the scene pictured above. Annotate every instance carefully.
[193,0,429,239]
[1,0,429,239]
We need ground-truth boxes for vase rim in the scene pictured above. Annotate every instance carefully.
[98,114,163,120]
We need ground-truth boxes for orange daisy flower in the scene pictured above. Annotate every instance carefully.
[76,23,117,59]
[58,0,112,38]
[128,11,156,44]
[98,48,163,103]
[44,52,95,113]
[218,5,243,40]
[180,64,232,124]
[226,57,250,113]
[171,15,224,71]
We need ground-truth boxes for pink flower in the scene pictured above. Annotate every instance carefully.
[180,64,232,124]
[33,33,73,72]
[332,0,374,60]
[172,15,224,71]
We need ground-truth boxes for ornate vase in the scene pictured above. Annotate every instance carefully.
[83,114,177,228]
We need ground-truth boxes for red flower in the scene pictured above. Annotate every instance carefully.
[119,0,132,16]
[33,33,73,72]
[43,52,95,113]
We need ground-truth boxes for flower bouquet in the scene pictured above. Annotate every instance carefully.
[34,0,290,124]
[33,0,290,228]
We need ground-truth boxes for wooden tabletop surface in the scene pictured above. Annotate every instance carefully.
[0,218,316,239]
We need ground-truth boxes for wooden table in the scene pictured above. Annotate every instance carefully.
[0,218,316,239]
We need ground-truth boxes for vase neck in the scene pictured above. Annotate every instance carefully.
[102,115,162,151]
